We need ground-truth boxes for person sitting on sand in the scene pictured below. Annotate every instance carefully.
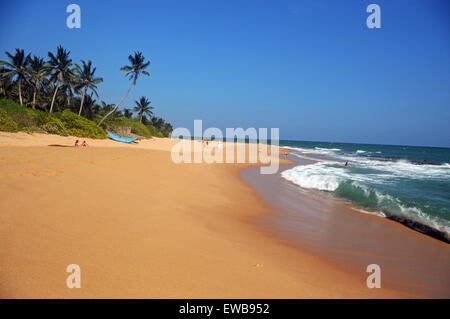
[74,140,80,147]
[82,140,89,147]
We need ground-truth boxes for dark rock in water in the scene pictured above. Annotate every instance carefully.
[412,159,441,166]
[384,213,449,244]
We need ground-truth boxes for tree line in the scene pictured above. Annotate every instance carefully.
[0,46,172,135]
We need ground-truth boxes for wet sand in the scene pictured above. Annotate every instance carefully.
[241,157,450,298]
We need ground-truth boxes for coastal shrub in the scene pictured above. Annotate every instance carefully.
[58,110,107,139]
[0,98,162,139]
[0,108,18,132]
[34,111,53,126]
[41,121,68,136]
[98,115,153,138]
[34,112,69,135]
[147,125,163,137]
[19,126,46,133]
[0,99,38,128]
[102,116,134,131]
[130,122,152,138]
[161,130,170,138]
[95,113,117,128]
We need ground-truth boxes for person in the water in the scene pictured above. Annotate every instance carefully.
[344,161,348,167]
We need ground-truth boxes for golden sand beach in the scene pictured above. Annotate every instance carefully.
[0,132,414,298]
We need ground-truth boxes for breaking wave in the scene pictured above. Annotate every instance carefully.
[281,160,450,242]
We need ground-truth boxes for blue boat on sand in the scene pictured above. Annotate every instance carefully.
[106,131,139,144]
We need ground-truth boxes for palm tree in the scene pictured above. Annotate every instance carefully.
[97,51,150,126]
[151,116,165,130]
[74,60,103,115]
[46,46,73,112]
[123,108,133,118]
[163,122,173,133]
[0,49,30,105]
[81,93,96,119]
[100,101,116,114]
[62,71,78,108]
[133,96,154,123]
[0,67,14,98]
[27,56,47,109]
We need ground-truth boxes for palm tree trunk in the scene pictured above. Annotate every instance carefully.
[18,78,23,105]
[67,90,71,108]
[49,85,59,113]
[97,81,134,127]
[32,86,37,109]
[78,87,87,116]
[140,114,143,123]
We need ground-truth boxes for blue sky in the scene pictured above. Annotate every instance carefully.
[0,0,449,147]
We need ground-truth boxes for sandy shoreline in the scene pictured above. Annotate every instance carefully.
[0,132,414,298]
[242,159,450,298]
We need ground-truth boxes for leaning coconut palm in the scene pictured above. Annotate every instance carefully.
[74,60,103,115]
[0,49,30,105]
[46,46,73,113]
[27,56,47,109]
[97,51,150,126]
[133,96,154,123]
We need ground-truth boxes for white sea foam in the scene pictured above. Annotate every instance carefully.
[281,162,343,191]
[283,146,342,158]
[281,160,450,239]
[352,207,386,218]
[281,161,381,191]
[335,157,450,180]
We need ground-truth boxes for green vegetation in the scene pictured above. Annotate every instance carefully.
[0,98,38,128]
[0,98,105,138]
[0,108,18,131]
[0,49,29,105]
[0,47,173,139]
[146,124,162,137]
[74,60,103,116]
[133,96,153,124]
[40,121,68,136]
[57,110,106,138]
[98,115,154,138]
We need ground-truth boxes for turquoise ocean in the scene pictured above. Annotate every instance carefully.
[279,140,450,243]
